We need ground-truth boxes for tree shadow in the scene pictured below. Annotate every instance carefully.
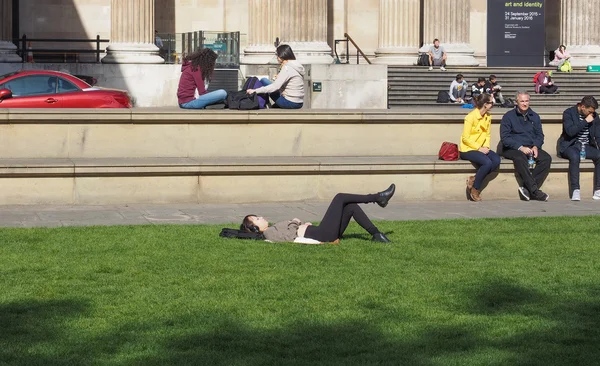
[2,278,600,365]
[124,316,478,366]
[460,276,600,365]
[0,299,90,365]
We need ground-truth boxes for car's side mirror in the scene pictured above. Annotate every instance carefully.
[0,88,12,100]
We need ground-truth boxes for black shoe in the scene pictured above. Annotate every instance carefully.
[372,232,391,243]
[532,190,549,202]
[376,184,396,208]
[518,186,530,201]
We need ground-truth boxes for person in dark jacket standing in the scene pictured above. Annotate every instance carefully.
[500,91,552,201]
[557,96,600,201]
[177,48,227,109]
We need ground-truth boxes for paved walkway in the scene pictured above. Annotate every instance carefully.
[0,199,598,228]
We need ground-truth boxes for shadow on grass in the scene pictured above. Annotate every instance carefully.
[133,318,476,366]
[0,299,90,365]
[2,278,600,365]
[463,276,600,365]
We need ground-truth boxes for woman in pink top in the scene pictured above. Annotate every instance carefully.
[550,45,571,68]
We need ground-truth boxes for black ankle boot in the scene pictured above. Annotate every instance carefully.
[372,232,391,243]
[376,184,396,208]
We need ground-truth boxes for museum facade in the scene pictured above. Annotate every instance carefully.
[0,0,598,66]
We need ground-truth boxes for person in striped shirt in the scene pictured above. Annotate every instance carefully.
[557,96,600,201]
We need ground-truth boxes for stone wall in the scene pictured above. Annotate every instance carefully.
[0,63,385,109]
[0,63,181,107]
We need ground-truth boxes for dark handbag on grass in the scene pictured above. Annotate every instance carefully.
[438,142,459,161]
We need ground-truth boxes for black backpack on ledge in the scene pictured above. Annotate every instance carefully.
[226,91,260,110]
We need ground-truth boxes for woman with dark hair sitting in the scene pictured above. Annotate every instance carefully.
[246,44,305,109]
[240,184,396,244]
[177,48,227,109]
[459,93,501,202]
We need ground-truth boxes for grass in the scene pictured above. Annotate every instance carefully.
[1,217,600,365]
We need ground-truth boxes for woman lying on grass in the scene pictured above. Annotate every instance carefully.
[240,184,396,244]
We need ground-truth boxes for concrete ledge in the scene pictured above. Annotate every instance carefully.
[0,107,565,124]
[0,156,592,176]
[0,156,595,204]
[0,108,569,159]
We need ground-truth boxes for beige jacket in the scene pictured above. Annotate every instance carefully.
[253,60,305,104]
[263,219,301,242]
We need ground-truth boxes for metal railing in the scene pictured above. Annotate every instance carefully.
[334,33,372,65]
[157,31,242,68]
[13,35,109,63]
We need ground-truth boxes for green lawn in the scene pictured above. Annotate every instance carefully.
[1,217,600,366]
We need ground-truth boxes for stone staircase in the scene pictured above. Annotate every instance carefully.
[388,67,600,108]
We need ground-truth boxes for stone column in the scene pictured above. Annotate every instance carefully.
[243,0,280,64]
[102,0,163,64]
[0,0,21,62]
[373,0,420,65]
[280,0,333,64]
[560,0,600,67]
[419,0,478,66]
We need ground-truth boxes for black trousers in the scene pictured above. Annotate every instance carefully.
[540,85,558,94]
[304,193,379,242]
[503,148,552,193]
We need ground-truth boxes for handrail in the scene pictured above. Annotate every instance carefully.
[343,33,371,65]
[13,35,109,63]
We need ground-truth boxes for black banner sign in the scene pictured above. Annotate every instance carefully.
[487,0,545,67]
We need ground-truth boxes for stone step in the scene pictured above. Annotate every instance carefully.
[388,81,600,86]
[388,90,587,96]
[0,156,593,204]
[387,66,600,107]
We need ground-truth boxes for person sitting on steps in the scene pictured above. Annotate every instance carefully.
[535,70,559,94]
[471,77,486,99]
[485,74,505,105]
[240,184,396,244]
[549,44,571,69]
[428,38,447,71]
[449,74,469,104]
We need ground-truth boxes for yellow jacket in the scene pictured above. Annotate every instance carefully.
[460,108,492,152]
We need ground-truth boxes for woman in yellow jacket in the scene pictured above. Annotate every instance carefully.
[460,93,501,201]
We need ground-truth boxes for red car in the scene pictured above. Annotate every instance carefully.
[0,70,131,108]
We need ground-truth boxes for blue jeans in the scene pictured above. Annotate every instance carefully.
[179,89,227,109]
[561,144,600,193]
[259,78,303,109]
[460,150,501,190]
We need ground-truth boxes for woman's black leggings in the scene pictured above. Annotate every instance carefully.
[304,193,380,242]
